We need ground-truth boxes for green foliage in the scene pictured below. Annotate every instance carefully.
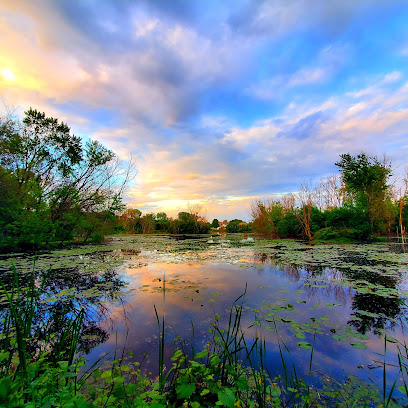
[335,152,393,235]
[335,152,391,197]
[211,218,220,228]
[252,200,284,237]
[276,212,301,238]
[251,152,400,241]
[155,212,170,232]
[226,219,250,233]
[169,212,210,234]
[0,108,130,251]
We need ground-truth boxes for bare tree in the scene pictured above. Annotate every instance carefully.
[295,182,314,242]
[318,174,345,210]
[187,202,208,233]
[280,194,295,213]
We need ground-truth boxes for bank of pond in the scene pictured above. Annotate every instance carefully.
[0,234,407,407]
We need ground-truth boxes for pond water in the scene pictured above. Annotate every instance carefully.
[1,234,408,402]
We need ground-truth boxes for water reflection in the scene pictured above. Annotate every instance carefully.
[350,293,404,335]
[252,251,407,336]
[0,265,126,356]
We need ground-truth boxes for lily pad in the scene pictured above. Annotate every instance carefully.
[332,334,347,342]
[350,341,367,349]
[297,341,312,349]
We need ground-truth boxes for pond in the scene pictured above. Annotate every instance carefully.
[1,234,407,404]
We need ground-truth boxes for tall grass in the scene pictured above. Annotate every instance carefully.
[0,268,88,406]
[154,271,166,393]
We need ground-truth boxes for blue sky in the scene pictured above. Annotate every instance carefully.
[1,0,408,220]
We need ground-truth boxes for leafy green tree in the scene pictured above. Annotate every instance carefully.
[155,212,170,231]
[178,212,194,223]
[276,212,301,238]
[0,108,133,250]
[335,153,393,235]
[170,211,209,234]
[211,219,220,228]
[226,220,240,233]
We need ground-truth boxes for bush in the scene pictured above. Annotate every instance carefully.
[91,232,104,244]
[277,213,301,238]
[314,227,340,241]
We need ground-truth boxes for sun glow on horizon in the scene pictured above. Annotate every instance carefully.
[1,68,16,82]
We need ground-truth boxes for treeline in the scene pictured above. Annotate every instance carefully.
[117,209,211,234]
[0,108,134,252]
[116,212,253,235]
[252,153,408,241]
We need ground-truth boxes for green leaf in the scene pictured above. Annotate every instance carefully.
[350,341,366,349]
[0,377,11,401]
[0,352,9,363]
[297,342,312,349]
[217,388,236,408]
[171,349,183,361]
[195,350,208,359]
[398,385,407,394]
[267,384,281,397]
[236,376,249,390]
[176,383,196,399]
[101,370,112,379]
[332,334,347,342]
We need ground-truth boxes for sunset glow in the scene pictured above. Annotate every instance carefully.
[1,68,16,82]
[1,0,408,220]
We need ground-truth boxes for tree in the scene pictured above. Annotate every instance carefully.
[141,214,155,234]
[335,152,392,234]
[318,174,345,210]
[187,202,208,233]
[295,182,314,241]
[0,108,135,250]
[119,209,142,232]
[211,219,220,228]
[226,219,241,233]
[251,199,284,237]
[155,212,170,231]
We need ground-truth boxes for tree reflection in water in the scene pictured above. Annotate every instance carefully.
[253,251,406,336]
[0,265,126,358]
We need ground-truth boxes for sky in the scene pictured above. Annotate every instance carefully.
[1,0,408,221]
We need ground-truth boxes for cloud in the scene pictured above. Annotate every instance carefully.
[246,42,353,102]
[2,1,408,221]
[0,0,255,130]
[277,111,329,140]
